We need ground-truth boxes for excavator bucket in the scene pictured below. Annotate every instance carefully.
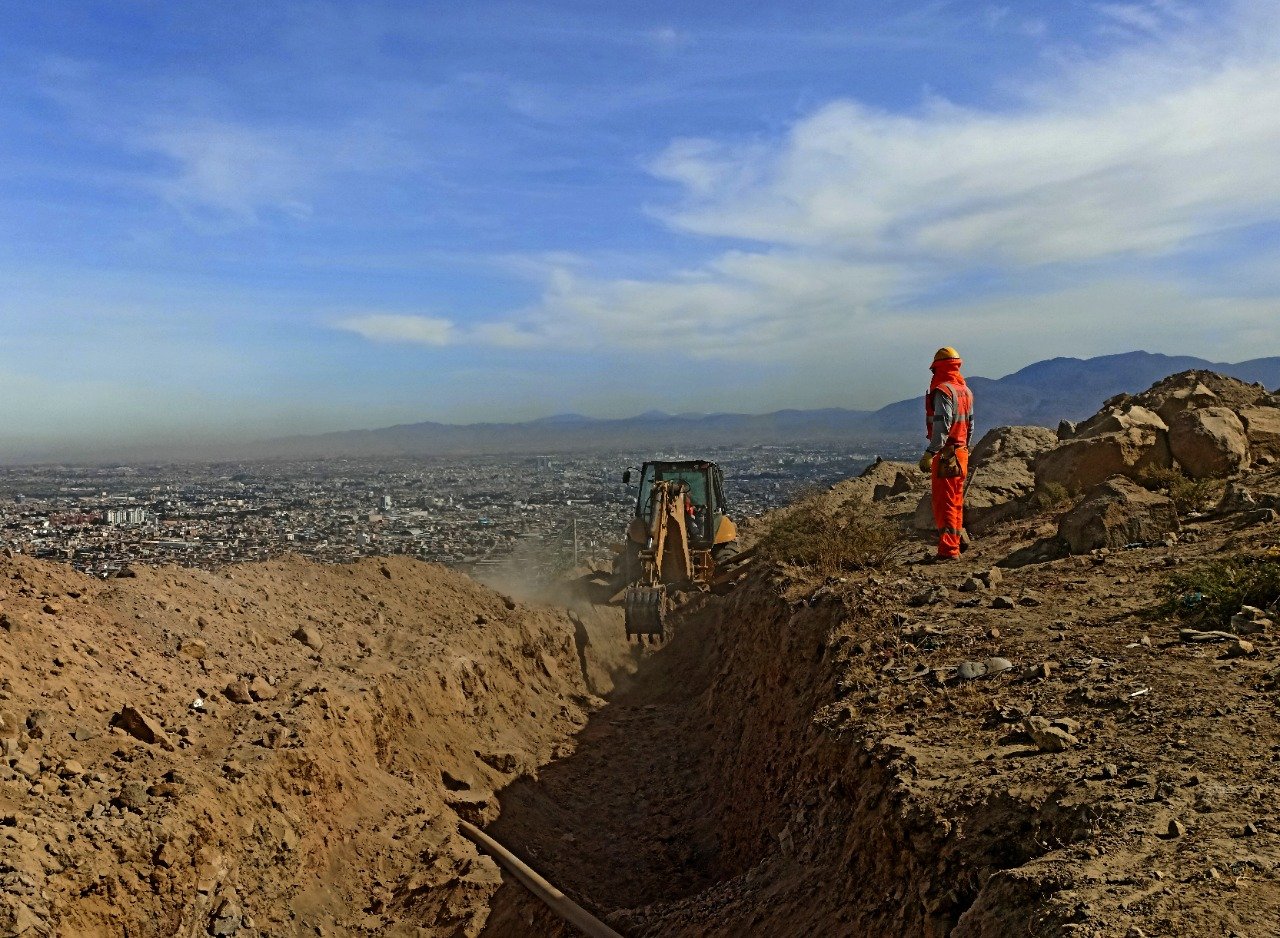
[624,584,666,642]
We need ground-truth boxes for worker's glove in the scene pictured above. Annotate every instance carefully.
[918,452,934,474]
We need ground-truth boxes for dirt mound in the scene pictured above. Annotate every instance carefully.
[0,552,626,937]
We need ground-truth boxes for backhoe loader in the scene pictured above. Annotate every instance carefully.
[613,459,750,641]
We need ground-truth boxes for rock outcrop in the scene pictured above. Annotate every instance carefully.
[1034,424,1172,494]
[1240,405,1280,459]
[1167,406,1249,479]
[1031,371,1280,500]
[1057,475,1180,553]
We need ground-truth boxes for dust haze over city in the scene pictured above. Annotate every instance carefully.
[4,2,1280,937]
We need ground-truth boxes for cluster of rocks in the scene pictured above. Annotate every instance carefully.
[1041,370,1279,491]
[912,370,1280,553]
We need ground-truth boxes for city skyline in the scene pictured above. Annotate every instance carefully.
[3,1,1279,452]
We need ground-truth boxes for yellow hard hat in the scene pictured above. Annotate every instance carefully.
[933,346,960,363]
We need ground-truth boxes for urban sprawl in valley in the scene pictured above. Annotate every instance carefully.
[0,445,909,581]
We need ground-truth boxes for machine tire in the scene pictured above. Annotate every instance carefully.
[711,541,741,565]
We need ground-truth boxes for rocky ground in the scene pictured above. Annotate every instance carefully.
[3,368,1280,937]
[480,460,1280,938]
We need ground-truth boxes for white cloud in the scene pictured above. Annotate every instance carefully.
[449,1,1280,377]
[335,314,456,346]
[649,52,1280,266]
[315,0,1280,400]
[142,121,315,223]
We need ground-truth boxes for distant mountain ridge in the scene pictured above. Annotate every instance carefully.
[859,351,1280,437]
[237,351,1280,459]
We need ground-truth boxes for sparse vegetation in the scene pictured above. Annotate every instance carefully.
[1030,481,1072,511]
[1160,552,1280,627]
[758,490,902,573]
[1140,466,1224,515]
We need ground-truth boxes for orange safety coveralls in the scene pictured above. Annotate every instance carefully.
[925,360,974,558]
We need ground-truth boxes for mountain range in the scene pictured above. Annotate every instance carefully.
[239,351,1280,459]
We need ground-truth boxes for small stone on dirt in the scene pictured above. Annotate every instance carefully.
[109,706,175,750]
[1024,716,1078,752]
[1225,639,1256,658]
[248,676,278,702]
[908,586,948,607]
[223,681,253,705]
[179,638,207,660]
[1168,818,1187,837]
[292,625,324,651]
[992,595,1015,609]
[957,661,987,682]
[116,780,150,812]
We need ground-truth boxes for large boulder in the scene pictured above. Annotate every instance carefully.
[1057,476,1180,553]
[1034,425,1172,495]
[1168,406,1249,479]
[855,457,923,502]
[1073,403,1167,439]
[1154,381,1220,425]
[970,425,1060,465]
[1239,405,1280,459]
[912,425,1058,532]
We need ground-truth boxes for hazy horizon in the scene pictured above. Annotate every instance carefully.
[4,1,1280,452]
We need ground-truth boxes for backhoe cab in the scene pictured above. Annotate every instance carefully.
[615,460,746,641]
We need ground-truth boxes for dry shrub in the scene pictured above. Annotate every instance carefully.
[1030,481,1071,511]
[1160,552,1280,627]
[1139,466,1224,515]
[759,490,902,574]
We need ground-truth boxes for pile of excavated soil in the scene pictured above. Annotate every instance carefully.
[0,553,628,937]
[481,462,1280,937]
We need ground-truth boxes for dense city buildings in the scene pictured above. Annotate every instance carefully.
[0,444,911,582]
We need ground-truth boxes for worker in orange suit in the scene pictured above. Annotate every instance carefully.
[918,347,974,561]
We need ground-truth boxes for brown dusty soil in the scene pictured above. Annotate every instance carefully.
[0,554,628,937]
[4,464,1280,937]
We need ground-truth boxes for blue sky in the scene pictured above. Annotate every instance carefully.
[1,0,1277,455]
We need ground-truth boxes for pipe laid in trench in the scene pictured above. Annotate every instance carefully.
[459,820,625,938]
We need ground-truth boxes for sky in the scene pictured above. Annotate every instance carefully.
[1,0,1279,455]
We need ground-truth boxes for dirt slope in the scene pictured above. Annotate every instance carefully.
[0,553,624,937]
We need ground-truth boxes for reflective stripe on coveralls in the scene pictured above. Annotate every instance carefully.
[927,381,974,447]
[931,446,970,558]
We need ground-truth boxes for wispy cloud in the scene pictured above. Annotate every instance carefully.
[334,314,456,346]
[142,121,315,224]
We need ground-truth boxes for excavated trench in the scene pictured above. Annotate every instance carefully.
[479,584,919,936]
[476,572,1078,938]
